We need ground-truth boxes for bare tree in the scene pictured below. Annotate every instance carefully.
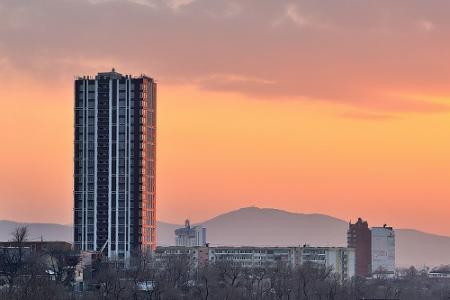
[89,261,130,300]
[266,262,294,300]
[293,262,335,300]
[126,249,160,300]
[250,265,269,300]
[0,226,29,295]
[191,264,216,300]
[213,261,246,300]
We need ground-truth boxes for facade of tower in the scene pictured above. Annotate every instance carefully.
[74,70,156,260]
[347,218,371,277]
[371,225,395,278]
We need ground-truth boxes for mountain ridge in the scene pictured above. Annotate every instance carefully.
[1,207,450,267]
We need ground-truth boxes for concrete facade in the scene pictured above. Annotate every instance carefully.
[74,70,157,260]
[155,245,356,279]
[371,225,395,277]
[347,218,372,277]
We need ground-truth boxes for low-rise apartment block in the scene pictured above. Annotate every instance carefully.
[154,245,355,279]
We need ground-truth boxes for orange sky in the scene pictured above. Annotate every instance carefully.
[1,80,450,236]
[1,0,450,236]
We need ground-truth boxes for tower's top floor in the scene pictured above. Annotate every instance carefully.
[76,69,155,82]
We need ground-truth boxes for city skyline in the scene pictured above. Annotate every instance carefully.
[1,0,450,237]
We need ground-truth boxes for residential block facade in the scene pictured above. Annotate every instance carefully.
[348,218,372,277]
[155,245,355,279]
[74,70,156,260]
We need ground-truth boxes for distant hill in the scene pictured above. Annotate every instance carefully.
[157,221,180,246]
[0,220,73,242]
[2,207,450,267]
[202,207,347,247]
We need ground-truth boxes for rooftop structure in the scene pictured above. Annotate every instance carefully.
[174,220,207,247]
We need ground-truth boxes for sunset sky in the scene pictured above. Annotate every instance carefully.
[1,0,450,236]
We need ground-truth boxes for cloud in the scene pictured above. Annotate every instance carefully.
[195,73,276,85]
[340,111,394,121]
[89,0,156,8]
[1,0,450,113]
[419,19,435,31]
[285,4,308,27]
[165,0,196,10]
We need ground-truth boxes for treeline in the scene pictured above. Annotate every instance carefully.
[79,255,450,300]
[2,254,450,300]
[0,227,79,299]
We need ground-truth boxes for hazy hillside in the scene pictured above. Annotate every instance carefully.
[2,207,450,267]
[157,221,180,246]
[203,207,348,247]
[0,220,73,242]
[395,229,450,267]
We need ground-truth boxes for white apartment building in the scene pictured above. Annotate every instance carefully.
[371,225,395,278]
[209,246,295,268]
[155,245,355,279]
[297,246,355,279]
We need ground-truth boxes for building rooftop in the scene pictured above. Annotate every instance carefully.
[76,69,155,81]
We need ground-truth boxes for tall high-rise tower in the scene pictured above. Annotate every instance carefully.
[74,70,156,259]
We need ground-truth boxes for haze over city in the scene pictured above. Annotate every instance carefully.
[2,0,450,238]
